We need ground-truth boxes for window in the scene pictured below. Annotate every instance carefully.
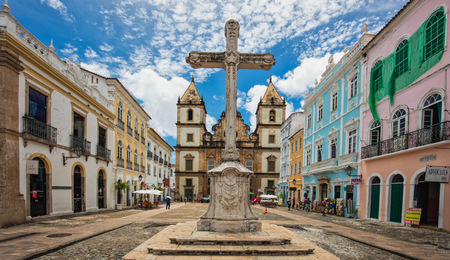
[269,110,275,121]
[317,144,323,162]
[186,159,193,171]
[350,75,358,98]
[424,10,445,60]
[370,121,381,145]
[307,114,311,129]
[135,118,139,132]
[318,104,323,121]
[268,180,274,188]
[126,145,131,162]
[291,144,294,154]
[348,130,357,154]
[331,92,338,111]
[268,134,275,144]
[295,141,298,152]
[141,123,144,135]
[267,156,276,172]
[246,161,253,171]
[207,160,215,170]
[73,112,84,139]
[127,111,132,127]
[298,162,301,173]
[118,102,123,121]
[117,141,123,159]
[298,138,302,149]
[330,138,337,158]
[187,133,194,142]
[28,87,47,123]
[294,163,297,175]
[98,126,106,148]
[187,109,193,121]
[290,165,293,176]
[153,166,156,176]
[371,61,383,92]
[306,149,311,166]
[141,153,144,166]
[423,93,442,127]
[159,169,161,177]
[395,40,409,77]
[134,149,138,164]
[392,109,406,137]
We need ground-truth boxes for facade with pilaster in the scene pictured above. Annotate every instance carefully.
[288,112,305,204]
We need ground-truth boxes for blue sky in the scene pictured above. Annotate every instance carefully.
[9,0,408,150]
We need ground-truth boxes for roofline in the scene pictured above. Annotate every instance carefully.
[148,128,174,152]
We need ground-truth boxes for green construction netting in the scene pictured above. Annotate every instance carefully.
[368,6,446,121]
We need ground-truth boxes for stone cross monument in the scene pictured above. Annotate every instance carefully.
[186,20,276,232]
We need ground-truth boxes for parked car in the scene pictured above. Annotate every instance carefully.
[200,196,210,203]
[251,198,261,204]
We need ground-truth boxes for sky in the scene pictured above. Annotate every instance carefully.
[8,0,409,157]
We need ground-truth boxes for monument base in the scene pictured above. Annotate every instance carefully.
[197,219,261,232]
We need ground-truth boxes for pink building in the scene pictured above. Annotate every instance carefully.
[360,0,450,230]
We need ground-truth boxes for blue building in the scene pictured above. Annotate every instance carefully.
[301,25,374,216]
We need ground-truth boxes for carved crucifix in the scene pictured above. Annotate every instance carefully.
[186,19,276,161]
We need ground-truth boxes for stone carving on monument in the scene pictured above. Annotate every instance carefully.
[186,19,275,232]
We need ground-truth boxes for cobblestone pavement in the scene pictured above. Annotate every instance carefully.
[28,203,449,260]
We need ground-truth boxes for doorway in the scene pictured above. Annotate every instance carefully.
[73,165,82,213]
[185,189,193,201]
[98,170,105,209]
[320,183,328,201]
[417,173,440,226]
[390,174,404,223]
[30,158,47,217]
[370,177,381,219]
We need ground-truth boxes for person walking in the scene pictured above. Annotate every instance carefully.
[305,197,311,212]
[184,196,187,204]
[287,198,291,211]
[292,197,295,210]
[321,198,327,216]
[165,196,171,210]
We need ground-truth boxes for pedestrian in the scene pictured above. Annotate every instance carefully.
[180,195,183,202]
[165,196,171,209]
[184,196,187,204]
[292,197,295,210]
[287,198,291,210]
[306,198,311,212]
[321,198,327,216]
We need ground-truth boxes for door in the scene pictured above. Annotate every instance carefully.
[320,183,328,201]
[185,189,193,201]
[370,177,381,219]
[390,175,404,223]
[73,166,82,213]
[98,171,104,209]
[30,158,46,217]
[417,174,440,226]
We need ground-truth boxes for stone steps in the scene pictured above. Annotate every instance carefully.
[169,236,291,245]
[149,245,314,256]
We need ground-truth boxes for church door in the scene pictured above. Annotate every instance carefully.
[30,158,46,217]
[185,189,193,201]
[370,177,381,219]
[390,174,404,223]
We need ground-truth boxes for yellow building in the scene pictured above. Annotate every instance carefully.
[288,114,304,204]
[108,79,151,208]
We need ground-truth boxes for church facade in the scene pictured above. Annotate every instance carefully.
[175,78,286,201]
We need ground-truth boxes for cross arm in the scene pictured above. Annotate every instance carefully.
[238,53,276,70]
[186,51,226,69]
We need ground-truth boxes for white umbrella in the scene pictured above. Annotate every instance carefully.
[166,196,172,200]
[259,194,278,199]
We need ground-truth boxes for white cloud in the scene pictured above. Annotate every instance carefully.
[40,0,74,22]
[99,43,114,52]
[84,47,99,58]
[206,114,217,133]
[81,61,111,78]
[239,84,267,131]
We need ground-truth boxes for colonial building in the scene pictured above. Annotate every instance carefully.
[288,112,305,204]
[0,7,116,226]
[146,128,174,197]
[360,0,450,230]
[175,78,286,201]
[279,114,292,205]
[302,25,374,216]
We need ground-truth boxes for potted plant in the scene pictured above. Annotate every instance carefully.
[114,180,129,210]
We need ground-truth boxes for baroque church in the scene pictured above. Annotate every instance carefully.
[175,77,286,201]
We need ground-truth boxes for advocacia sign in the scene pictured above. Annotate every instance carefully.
[425,167,449,183]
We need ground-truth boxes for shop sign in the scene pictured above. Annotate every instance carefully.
[345,185,354,192]
[419,154,436,162]
[405,208,422,225]
[425,167,449,183]
[26,160,39,175]
[351,178,363,185]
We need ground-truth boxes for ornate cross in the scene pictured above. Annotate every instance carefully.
[186,19,276,162]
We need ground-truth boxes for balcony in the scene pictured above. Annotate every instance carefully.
[147,151,153,158]
[362,121,450,159]
[135,131,139,141]
[164,160,168,166]
[117,120,124,131]
[159,158,164,164]
[154,155,159,161]
[126,160,132,170]
[23,116,57,144]
[127,126,133,136]
[117,157,124,167]
[97,145,111,161]
[70,135,91,154]
[141,136,145,144]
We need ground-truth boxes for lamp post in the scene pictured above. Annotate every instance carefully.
[62,148,83,165]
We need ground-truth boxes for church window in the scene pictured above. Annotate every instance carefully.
[371,61,383,92]
[186,159,193,171]
[245,161,253,171]
[186,179,193,186]
[424,9,445,61]
[118,102,123,121]
[268,134,275,144]
[207,160,215,170]
[331,92,338,111]
[350,75,358,98]
[316,144,323,162]
[187,109,193,121]
[187,133,194,142]
[318,104,323,121]
[268,180,275,188]
[395,40,409,77]
[269,110,276,122]
[392,109,407,137]
[267,156,276,172]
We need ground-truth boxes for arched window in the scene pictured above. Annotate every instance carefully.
[424,9,445,60]
[370,121,381,145]
[126,145,131,162]
[134,149,138,164]
[392,109,406,137]
[187,109,193,121]
[395,40,409,77]
[371,60,383,92]
[117,140,123,159]
[118,102,123,121]
[127,111,132,127]
[269,110,275,122]
[423,93,442,128]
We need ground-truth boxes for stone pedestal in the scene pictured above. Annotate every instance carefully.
[197,161,259,232]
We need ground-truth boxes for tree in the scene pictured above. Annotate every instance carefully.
[114,180,129,204]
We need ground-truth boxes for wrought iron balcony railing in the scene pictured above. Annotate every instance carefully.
[127,126,133,136]
[147,151,153,158]
[117,120,124,131]
[23,116,57,144]
[126,160,133,170]
[362,121,450,159]
[70,135,91,154]
[97,145,111,160]
[117,157,124,167]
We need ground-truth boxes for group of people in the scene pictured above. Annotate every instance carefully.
[286,197,312,211]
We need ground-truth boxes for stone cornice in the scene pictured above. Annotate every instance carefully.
[0,45,24,72]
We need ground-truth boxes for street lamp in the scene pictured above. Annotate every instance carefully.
[345,165,362,178]
[62,148,83,165]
